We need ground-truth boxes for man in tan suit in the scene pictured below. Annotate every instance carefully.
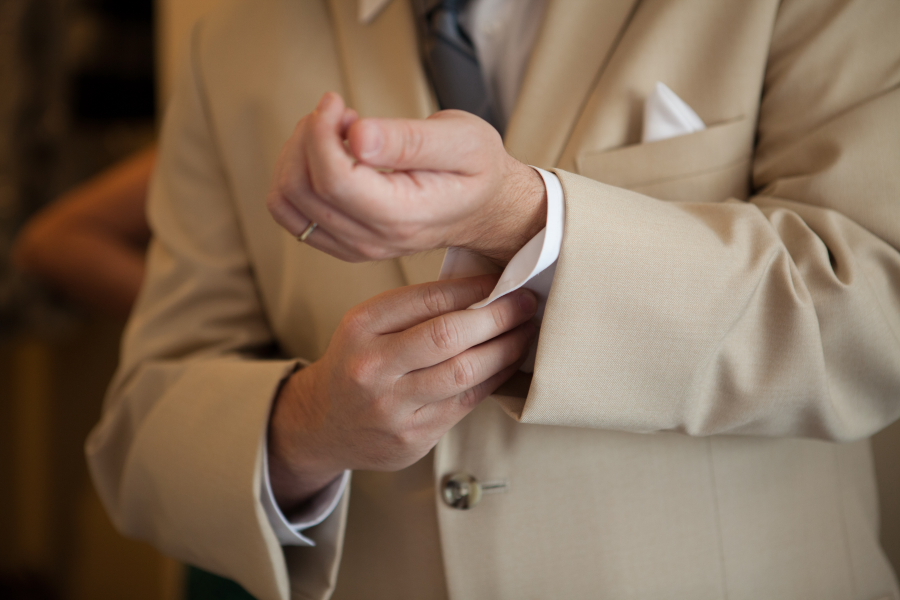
[87,0,900,598]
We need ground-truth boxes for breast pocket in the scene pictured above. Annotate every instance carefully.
[576,117,755,203]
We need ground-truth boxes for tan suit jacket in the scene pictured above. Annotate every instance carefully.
[87,0,900,598]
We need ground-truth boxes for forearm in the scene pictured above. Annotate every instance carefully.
[267,364,346,515]
[521,170,900,441]
[16,225,146,317]
[13,145,154,316]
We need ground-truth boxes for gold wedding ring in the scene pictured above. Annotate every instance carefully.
[296,222,318,243]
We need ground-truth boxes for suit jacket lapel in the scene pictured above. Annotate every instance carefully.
[328,0,435,119]
[504,0,642,169]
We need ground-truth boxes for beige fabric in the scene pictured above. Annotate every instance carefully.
[156,0,225,106]
[87,0,900,599]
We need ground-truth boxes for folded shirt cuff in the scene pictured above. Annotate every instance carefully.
[260,444,350,547]
[467,167,563,308]
[439,167,565,371]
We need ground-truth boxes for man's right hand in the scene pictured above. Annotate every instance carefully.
[267,275,538,515]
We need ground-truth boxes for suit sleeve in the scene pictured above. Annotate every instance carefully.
[520,0,900,440]
[84,22,344,600]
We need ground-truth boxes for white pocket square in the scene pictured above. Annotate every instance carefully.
[643,81,706,143]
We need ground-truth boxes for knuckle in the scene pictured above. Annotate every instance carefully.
[346,355,377,387]
[490,303,514,332]
[265,191,281,214]
[461,117,480,138]
[292,117,307,138]
[450,355,478,389]
[394,427,419,450]
[394,221,427,247]
[459,384,484,408]
[381,221,411,244]
[353,241,390,262]
[342,304,370,333]
[356,247,379,262]
[428,317,459,352]
[310,167,346,201]
[307,169,326,197]
[344,253,370,264]
[345,239,369,260]
[275,170,301,202]
[336,239,373,264]
[421,285,453,316]
[377,425,417,459]
[396,121,424,165]
[459,119,485,150]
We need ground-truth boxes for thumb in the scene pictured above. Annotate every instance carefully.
[346,110,492,172]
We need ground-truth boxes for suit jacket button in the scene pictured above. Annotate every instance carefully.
[441,472,482,509]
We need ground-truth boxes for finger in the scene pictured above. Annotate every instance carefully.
[359,275,501,335]
[267,185,314,238]
[267,96,387,258]
[294,219,378,263]
[347,110,498,172]
[268,156,375,262]
[398,320,537,405]
[267,166,378,262]
[302,95,400,243]
[267,116,315,234]
[277,185,386,261]
[305,93,378,207]
[340,107,360,134]
[411,359,524,434]
[391,288,538,371]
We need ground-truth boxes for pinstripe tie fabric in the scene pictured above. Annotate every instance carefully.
[423,0,500,131]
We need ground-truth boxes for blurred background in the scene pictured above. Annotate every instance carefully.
[0,0,220,598]
[0,1,898,599]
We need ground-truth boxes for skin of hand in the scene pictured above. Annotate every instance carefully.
[12,146,155,318]
[267,275,539,514]
[267,92,548,265]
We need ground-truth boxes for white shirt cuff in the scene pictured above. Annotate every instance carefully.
[260,444,350,547]
[439,167,565,371]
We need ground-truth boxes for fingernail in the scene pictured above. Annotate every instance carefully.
[359,124,384,159]
[517,290,537,313]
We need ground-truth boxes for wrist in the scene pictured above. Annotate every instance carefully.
[463,161,547,265]
[268,364,344,513]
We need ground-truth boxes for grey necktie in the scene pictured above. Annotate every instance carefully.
[423,0,500,131]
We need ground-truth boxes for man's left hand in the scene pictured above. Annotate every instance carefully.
[267,92,547,264]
